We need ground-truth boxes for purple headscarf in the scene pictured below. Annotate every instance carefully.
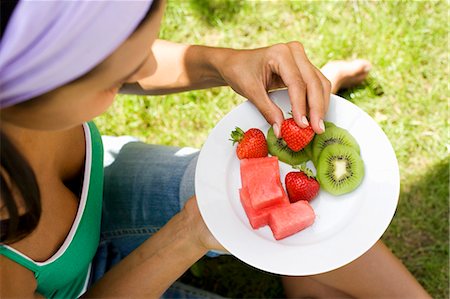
[0,0,153,109]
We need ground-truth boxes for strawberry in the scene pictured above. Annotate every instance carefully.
[230,127,268,159]
[285,164,320,203]
[280,118,315,151]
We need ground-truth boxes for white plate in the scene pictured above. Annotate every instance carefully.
[195,90,399,276]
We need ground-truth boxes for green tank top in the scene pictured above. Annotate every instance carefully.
[0,122,104,298]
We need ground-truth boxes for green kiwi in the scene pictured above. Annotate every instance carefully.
[266,126,310,165]
[312,126,360,165]
[316,144,364,196]
[304,142,313,160]
[324,121,336,129]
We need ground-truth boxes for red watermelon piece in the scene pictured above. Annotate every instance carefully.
[240,185,289,229]
[268,200,315,240]
[240,156,276,168]
[240,156,285,210]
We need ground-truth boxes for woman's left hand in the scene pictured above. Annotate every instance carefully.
[182,196,228,253]
[216,41,331,136]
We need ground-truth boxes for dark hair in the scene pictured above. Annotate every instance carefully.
[1,0,19,39]
[0,132,41,243]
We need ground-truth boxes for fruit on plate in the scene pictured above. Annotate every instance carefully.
[285,164,320,203]
[239,186,289,229]
[268,200,315,240]
[239,156,316,240]
[312,125,360,165]
[316,143,365,196]
[303,142,313,160]
[240,156,285,210]
[266,126,310,165]
[280,118,315,152]
[236,121,365,241]
[230,127,268,159]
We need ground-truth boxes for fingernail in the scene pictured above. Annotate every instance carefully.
[319,119,325,132]
[273,123,281,138]
[301,115,309,126]
[364,65,372,72]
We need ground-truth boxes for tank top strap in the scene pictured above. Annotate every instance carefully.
[0,246,40,273]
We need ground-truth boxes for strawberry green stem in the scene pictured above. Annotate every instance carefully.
[230,127,245,145]
[292,163,315,178]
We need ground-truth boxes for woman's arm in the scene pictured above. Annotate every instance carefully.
[83,196,221,298]
[120,39,227,95]
[121,39,331,135]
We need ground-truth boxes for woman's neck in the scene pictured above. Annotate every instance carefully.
[1,121,56,168]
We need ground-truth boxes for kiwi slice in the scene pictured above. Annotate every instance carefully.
[316,144,364,196]
[324,121,336,129]
[304,142,313,160]
[312,126,360,165]
[267,126,310,165]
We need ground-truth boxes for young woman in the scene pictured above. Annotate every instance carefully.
[0,1,430,298]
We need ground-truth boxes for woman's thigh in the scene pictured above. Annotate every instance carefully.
[100,140,198,238]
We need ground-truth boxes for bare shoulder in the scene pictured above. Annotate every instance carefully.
[0,254,40,297]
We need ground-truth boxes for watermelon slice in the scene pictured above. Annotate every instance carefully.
[268,200,315,240]
[240,156,277,168]
[240,156,285,210]
[240,185,289,229]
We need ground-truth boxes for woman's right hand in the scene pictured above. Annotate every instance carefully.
[212,41,331,136]
[182,196,228,253]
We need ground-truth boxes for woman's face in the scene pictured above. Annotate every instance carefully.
[1,1,165,131]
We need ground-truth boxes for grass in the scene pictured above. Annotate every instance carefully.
[95,1,449,298]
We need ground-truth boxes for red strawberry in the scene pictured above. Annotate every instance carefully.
[285,164,320,203]
[230,127,268,159]
[280,118,315,151]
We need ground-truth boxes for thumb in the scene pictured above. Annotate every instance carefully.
[248,88,285,137]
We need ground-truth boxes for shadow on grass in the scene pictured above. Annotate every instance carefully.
[180,255,284,298]
[188,0,244,27]
[383,158,449,298]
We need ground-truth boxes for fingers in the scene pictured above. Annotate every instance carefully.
[266,44,308,129]
[220,42,330,135]
[313,65,331,111]
[285,41,329,134]
[311,66,331,131]
[248,83,285,137]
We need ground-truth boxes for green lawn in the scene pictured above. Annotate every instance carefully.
[95,1,449,298]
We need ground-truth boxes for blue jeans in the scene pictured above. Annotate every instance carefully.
[89,136,224,298]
